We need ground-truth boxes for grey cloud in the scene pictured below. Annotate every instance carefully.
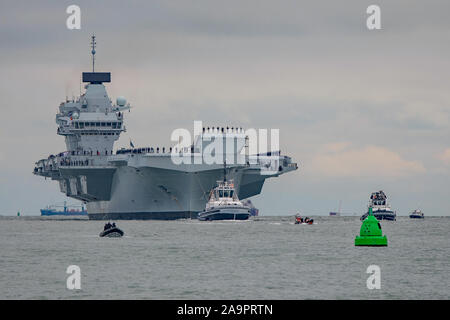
[1,0,450,215]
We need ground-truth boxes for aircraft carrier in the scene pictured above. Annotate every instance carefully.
[33,36,298,220]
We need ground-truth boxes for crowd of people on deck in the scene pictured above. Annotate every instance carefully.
[36,144,182,173]
[104,222,116,230]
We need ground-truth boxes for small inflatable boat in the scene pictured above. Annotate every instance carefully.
[99,223,124,238]
[295,220,314,225]
[294,216,314,225]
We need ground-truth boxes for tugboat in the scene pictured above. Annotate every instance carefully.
[198,163,251,221]
[99,222,124,237]
[198,180,251,221]
[329,200,342,216]
[360,191,396,221]
[409,209,424,219]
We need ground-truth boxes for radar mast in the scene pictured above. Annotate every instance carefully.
[90,34,96,72]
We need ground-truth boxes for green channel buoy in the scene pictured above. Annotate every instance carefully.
[355,207,387,246]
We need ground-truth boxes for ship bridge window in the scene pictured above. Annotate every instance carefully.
[219,190,230,198]
[107,122,111,126]
[96,122,100,127]
[112,122,117,129]
[118,122,122,128]
[229,190,234,198]
[75,122,79,129]
[101,122,106,127]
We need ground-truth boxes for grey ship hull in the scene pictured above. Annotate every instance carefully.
[360,210,396,221]
[38,154,297,220]
[89,211,196,220]
[87,165,225,220]
[86,164,277,220]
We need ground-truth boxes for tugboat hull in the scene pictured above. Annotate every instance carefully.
[198,207,251,221]
[374,213,396,221]
[409,210,424,219]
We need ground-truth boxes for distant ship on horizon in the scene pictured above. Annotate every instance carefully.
[329,200,342,216]
[41,201,87,216]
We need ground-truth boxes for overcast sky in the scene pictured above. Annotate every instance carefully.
[0,0,449,216]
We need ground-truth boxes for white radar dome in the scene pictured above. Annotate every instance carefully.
[72,112,79,119]
[116,96,127,106]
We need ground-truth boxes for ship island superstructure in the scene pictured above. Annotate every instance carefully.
[33,36,298,220]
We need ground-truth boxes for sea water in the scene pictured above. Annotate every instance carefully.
[0,216,449,299]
